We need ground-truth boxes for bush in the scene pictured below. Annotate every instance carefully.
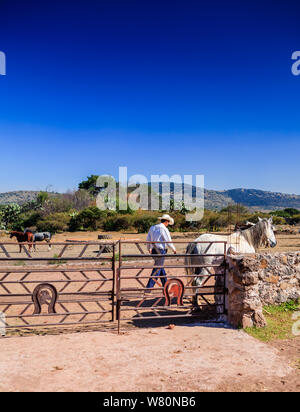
[287,214,300,225]
[103,215,132,231]
[271,216,286,225]
[0,203,21,229]
[36,213,71,233]
[21,212,41,228]
[69,206,106,231]
[133,215,158,233]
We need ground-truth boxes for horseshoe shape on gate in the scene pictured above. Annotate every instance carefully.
[32,283,57,314]
[164,279,184,307]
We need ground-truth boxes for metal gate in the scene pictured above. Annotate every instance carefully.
[0,241,116,331]
[116,240,227,332]
[0,239,227,333]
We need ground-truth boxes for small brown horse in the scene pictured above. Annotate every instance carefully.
[9,231,34,253]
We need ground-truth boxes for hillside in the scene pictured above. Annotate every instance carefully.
[0,191,39,205]
[158,184,300,211]
[222,188,300,211]
[1,187,300,211]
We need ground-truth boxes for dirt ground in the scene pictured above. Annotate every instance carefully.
[38,229,300,253]
[2,229,300,255]
[0,324,299,392]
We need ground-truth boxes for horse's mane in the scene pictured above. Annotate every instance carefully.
[240,220,267,251]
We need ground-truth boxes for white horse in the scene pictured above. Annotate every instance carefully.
[185,217,277,310]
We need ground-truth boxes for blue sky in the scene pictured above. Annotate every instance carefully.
[0,0,299,194]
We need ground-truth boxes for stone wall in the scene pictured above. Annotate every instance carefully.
[227,252,300,328]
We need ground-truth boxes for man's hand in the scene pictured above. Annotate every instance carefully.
[173,250,177,254]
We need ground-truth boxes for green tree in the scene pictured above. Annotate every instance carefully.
[78,175,101,196]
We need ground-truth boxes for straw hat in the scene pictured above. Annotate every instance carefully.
[158,214,174,225]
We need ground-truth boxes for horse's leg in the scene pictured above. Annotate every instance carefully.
[47,239,51,251]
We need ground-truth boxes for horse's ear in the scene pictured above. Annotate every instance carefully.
[258,217,262,222]
[268,217,273,223]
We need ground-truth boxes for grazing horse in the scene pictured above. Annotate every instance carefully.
[185,218,277,312]
[9,231,34,253]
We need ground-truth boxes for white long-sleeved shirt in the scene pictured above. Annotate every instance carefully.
[146,223,176,252]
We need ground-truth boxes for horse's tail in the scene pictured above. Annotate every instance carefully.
[185,243,198,277]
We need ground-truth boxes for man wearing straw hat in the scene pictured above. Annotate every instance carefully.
[146,214,176,290]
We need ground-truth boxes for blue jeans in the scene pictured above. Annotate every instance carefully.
[146,248,167,289]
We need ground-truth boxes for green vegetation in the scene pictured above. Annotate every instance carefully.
[78,174,102,196]
[2,177,300,234]
[244,300,300,342]
[270,208,300,225]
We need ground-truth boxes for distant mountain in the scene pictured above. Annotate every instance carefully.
[2,187,300,211]
[221,188,300,211]
[0,191,39,205]
[154,183,300,211]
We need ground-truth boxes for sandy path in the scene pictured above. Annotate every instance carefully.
[0,324,292,392]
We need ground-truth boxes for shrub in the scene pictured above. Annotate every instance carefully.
[103,215,132,231]
[133,215,157,233]
[287,214,300,225]
[0,203,21,228]
[21,212,41,228]
[271,216,286,225]
[36,212,71,233]
[40,194,74,216]
[69,206,105,231]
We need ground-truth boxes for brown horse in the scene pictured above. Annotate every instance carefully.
[9,231,34,253]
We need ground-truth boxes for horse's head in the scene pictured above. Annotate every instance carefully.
[258,217,277,248]
[9,232,14,239]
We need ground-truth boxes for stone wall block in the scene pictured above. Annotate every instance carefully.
[227,252,300,329]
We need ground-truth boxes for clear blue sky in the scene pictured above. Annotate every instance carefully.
[0,0,299,194]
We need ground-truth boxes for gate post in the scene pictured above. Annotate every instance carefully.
[111,242,116,322]
[116,241,122,333]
